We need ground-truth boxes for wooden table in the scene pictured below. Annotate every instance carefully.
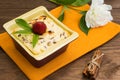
[0,0,120,80]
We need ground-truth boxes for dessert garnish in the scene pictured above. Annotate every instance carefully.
[13,15,70,54]
[50,0,113,35]
[32,22,47,35]
[83,50,104,80]
[14,19,47,47]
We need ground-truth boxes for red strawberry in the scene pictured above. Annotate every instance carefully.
[32,22,47,35]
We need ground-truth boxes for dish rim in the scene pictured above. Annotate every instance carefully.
[3,6,79,60]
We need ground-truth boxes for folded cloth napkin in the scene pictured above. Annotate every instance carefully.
[0,5,120,80]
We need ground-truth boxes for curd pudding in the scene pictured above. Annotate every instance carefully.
[13,15,70,55]
[3,6,78,67]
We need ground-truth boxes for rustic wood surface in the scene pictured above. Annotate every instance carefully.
[0,0,120,80]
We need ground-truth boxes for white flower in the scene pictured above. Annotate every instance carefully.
[85,0,113,28]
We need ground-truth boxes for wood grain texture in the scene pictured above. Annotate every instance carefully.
[0,0,120,80]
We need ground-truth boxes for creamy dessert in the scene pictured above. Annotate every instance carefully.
[13,15,70,55]
[3,6,78,67]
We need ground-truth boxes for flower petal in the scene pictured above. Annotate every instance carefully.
[85,0,113,28]
[92,0,104,6]
[102,4,112,10]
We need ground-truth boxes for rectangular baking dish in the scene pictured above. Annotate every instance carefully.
[3,6,79,67]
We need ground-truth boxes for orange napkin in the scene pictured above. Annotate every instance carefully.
[0,5,120,80]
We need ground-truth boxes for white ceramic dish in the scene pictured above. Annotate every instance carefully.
[3,6,79,67]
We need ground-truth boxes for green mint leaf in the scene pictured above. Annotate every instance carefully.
[14,30,32,34]
[56,0,77,5]
[57,6,68,22]
[15,19,31,30]
[79,14,90,35]
[80,11,87,15]
[32,34,39,47]
[49,0,60,4]
[58,12,64,22]
[58,10,64,22]
[71,0,91,6]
